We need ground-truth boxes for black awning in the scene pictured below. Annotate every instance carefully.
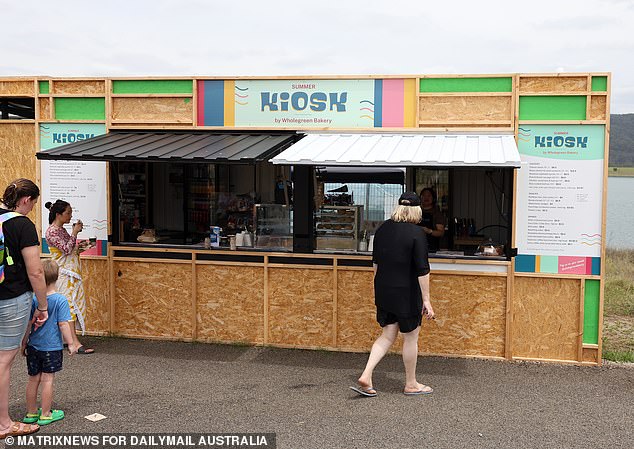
[36,131,303,163]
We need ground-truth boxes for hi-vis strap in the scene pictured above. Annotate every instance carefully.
[0,212,23,281]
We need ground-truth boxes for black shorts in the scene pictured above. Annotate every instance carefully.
[376,308,421,333]
[26,347,63,376]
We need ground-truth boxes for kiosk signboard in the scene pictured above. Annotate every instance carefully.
[40,124,108,256]
[515,124,604,274]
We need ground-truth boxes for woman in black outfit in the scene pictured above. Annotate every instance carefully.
[419,187,445,253]
[350,192,435,397]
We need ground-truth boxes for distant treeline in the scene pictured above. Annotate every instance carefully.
[610,114,634,166]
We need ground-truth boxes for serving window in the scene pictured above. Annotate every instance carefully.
[414,167,514,259]
[113,161,293,249]
[309,166,514,259]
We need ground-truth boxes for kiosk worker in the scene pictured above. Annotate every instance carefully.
[0,178,48,438]
[419,188,445,253]
[350,192,435,397]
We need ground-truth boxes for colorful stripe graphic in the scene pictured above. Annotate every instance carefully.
[515,254,600,275]
[382,79,404,127]
[373,80,382,127]
[197,79,417,128]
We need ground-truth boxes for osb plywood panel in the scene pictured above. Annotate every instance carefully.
[418,96,511,122]
[0,123,36,191]
[420,274,506,357]
[81,258,110,333]
[0,81,34,96]
[196,265,264,344]
[337,270,377,351]
[582,347,599,365]
[112,97,193,123]
[52,80,105,95]
[268,268,334,347]
[39,98,51,121]
[512,277,580,361]
[519,77,587,93]
[590,95,607,120]
[114,261,193,339]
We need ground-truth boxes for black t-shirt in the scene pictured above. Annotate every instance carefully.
[372,220,430,318]
[0,208,40,300]
[419,207,445,252]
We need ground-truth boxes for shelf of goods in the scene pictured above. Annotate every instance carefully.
[314,205,362,251]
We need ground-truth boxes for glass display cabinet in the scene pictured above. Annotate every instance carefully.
[254,204,293,251]
[314,205,363,251]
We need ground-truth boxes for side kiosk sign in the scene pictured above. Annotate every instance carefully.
[515,124,604,275]
[40,124,108,256]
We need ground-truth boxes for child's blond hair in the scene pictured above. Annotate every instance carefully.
[42,259,59,286]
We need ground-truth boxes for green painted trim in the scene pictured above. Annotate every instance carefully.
[38,81,50,94]
[591,76,608,92]
[583,279,600,345]
[518,96,587,120]
[112,80,193,94]
[420,77,513,93]
[54,98,105,120]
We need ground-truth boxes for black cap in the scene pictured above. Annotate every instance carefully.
[398,191,420,207]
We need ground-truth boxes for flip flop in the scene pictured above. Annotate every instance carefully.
[37,409,64,426]
[0,422,40,439]
[404,385,433,395]
[77,346,95,354]
[349,386,377,397]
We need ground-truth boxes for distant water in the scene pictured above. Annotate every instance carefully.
[606,177,634,249]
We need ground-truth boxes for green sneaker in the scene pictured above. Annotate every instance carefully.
[37,409,64,426]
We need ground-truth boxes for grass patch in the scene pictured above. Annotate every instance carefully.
[608,166,634,177]
[604,249,634,316]
[603,249,634,362]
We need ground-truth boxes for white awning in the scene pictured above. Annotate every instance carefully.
[271,133,521,167]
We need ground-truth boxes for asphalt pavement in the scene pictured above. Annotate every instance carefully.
[5,336,633,449]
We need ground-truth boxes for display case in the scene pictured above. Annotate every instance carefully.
[314,205,363,251]
[118,162,148,242]
[254,204,293,251]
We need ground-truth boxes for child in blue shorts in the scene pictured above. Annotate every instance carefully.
[21,260,79,426]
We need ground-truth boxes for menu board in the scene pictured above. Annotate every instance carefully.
[516,125,604,258]
[40,124,107,255]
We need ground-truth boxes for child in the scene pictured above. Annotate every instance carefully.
[21,259,79,426]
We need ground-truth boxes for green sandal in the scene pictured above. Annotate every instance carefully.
[37,409,64,426]
[22,408,41,424]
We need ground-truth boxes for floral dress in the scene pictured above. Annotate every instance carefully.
[45,224,86,334]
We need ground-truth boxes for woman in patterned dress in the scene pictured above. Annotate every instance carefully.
[44,200,94,354]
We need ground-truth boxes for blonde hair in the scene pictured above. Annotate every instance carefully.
[42,259,59,286]
[390,205,422,224]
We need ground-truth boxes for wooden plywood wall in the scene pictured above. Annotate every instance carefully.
[268,267,334,348]
[336,269,377,351]
[421,274,507,357]
[52,80,105,95]
[111,97,193,124]
[81,258,110,334]
[519,76,588,93]
[512,277,580,361]
[196,264,264,344]
[113,260,193,339]
[0,80,34,96]
[0,123,36,193]
[418,96,512,125]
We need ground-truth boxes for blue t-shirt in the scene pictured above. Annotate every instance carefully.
[27,292,72,351]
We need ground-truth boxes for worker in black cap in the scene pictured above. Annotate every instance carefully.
[350,192,435,398]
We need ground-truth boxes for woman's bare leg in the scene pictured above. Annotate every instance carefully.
[358,323,398,389]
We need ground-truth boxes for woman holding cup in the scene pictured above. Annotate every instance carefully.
[44,200,94,354]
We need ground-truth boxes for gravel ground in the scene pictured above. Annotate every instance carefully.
[3,336,633,449]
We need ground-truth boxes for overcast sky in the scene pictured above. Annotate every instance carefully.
[3,0,633,113]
